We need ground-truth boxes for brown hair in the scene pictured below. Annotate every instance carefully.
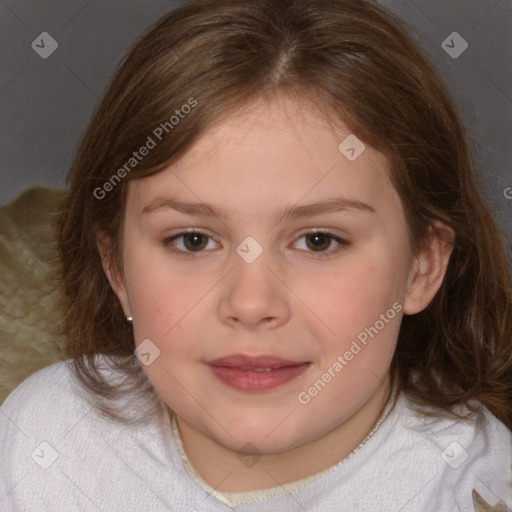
[58,0,512,427]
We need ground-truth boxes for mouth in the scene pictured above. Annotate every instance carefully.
[205,354,311,392]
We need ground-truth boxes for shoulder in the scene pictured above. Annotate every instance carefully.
[0,355,143,437]
[1,359,78,418]
[0,357,187,511]
[0,356,132,466]
[453,408,512,509]
[0,359,90,453]
[0,360,83,506]
[394,393,512,510]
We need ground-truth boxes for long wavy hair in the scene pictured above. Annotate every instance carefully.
[58,0,512,427]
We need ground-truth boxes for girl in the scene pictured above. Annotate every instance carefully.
[1,0,511,510]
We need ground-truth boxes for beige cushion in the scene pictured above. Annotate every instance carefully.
[0,187,67,404]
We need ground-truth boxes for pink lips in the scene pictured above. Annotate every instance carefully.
[205,354,310,392]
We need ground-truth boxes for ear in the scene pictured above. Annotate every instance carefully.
[96,234,132,318]
[403,221,455,315]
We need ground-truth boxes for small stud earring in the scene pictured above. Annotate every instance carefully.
[126,316,133,323]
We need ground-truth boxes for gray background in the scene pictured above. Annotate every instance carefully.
[1,0,511,245]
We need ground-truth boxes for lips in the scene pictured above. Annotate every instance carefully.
[205,354,310,391]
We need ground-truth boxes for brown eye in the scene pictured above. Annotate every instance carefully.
[293,231,349,257]
[163,231,219,254]
[305,232,332,251]
[182,232,208,251]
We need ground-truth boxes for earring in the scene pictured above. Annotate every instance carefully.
[126,316,133,323]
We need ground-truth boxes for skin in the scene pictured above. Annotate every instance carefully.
[100,96,454,492]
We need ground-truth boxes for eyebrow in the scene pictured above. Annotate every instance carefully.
[141,195,376,221]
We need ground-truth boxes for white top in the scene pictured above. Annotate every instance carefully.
[0,357,511,511]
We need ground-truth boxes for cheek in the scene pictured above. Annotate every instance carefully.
[123,247,194,341]
[302,258,401,347]
[123,237,187,311]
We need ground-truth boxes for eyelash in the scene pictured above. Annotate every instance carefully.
[162,230,349,258]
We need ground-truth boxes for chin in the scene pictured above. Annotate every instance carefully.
[210,413,311,455]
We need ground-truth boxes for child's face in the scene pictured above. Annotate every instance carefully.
[114,97,419,454]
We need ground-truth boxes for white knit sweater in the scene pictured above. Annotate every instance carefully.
[1,357,511,511]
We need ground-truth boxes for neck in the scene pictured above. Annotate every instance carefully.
[172,380,394,493]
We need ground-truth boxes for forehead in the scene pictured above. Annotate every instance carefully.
[126,97,400,222]
[173,97,384,174]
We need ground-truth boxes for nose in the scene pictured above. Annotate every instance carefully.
[217,249,291,331]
